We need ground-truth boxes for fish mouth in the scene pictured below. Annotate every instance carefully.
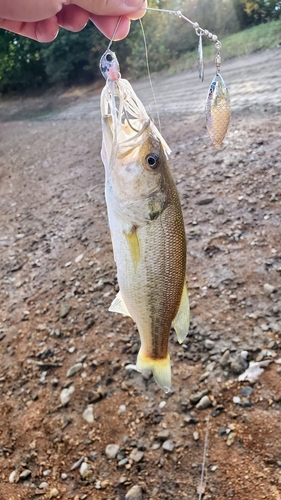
[101,78,171,167]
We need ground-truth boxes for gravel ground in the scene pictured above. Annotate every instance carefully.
[0,47,281,500]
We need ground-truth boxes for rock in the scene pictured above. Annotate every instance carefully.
[190,389,209,404]
[61,473,67,479]
[263,283,275,296]
[75,253,84,263]
[157,429,170,441]
[240,386,253,396]
[9,470,17,483]
[196,395,212,410]
[100,480,110,489]
[226,431,236,446]
[162,439,175,452]
[118,404,126,415]
[19,469,31,479]
[79,462,89,478]
[183,416,198,425]
[60,303,71,318]
[39,482,48,489]
[67,362,82,377]
[88,451,98,462]
[204,339,215,350]
[60,385,75,406]
[230,360,245,375]
[125,485,143,500]
[193,431,199,441]
[233,396,241,404]
[129,449,144,462]
[220,350,230,367]
[199,371,210,382]
[105,444,119,459]
[217,204,225,214]
[83,405,94,424]
[49,488,60,498]
[159,401,166,409]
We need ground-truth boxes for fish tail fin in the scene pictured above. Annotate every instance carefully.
[136,350,171,394]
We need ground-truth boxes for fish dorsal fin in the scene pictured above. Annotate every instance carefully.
[172,284,190,344]
[109,291,131,317]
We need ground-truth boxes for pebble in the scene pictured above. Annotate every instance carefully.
[240,386,253,396]
[60,385,75,406]
[196,395,212,410]
[43,469,51,476]
[83,405,94,424]
[19,469,31,479]
[125,484,143,500]
[49,488,59,498]
[9,470,17,483]
[217,204,225,214]
[204,339,215,350]
[233,396,241,404]
[60,303,71,318]
[159,400,167,409]
[157,429,170,440]
[79,462,89,478]
[39,482,48,489]
[190,389,209,404]
[183,416,198,425]
[75,253,84,263]
[129,449,144,462]
[220,350,230,367]
[88,451,98,462]
[193,431,199,441]
[67,362,83,377]
[263,283,275,296]
[162,439,175,452]
[61,473,67,479]
[118,404,126,414]
[230,360,245,375]
[105,443,119,459]
[199,371,210,382]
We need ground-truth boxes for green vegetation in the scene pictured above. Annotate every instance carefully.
[169,18,281,74]
[0,0,280,93]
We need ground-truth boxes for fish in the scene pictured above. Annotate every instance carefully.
[99,50,189,393]
[205,73,231,148]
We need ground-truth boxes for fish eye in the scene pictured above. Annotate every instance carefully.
[106,53,113,62]
[145,153,159,169]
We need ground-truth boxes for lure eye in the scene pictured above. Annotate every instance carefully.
[145,153,159,169]
[106,53,113,62]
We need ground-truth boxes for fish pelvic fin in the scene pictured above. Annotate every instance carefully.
[172,284,190,344]
[136,350,171,394]
[109,291,131,317]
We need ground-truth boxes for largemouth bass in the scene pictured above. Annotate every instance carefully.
[100,50,189,393]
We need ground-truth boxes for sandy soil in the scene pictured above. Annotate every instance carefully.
[0,47,281,500]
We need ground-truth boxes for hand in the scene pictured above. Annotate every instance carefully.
[0,0,147,42]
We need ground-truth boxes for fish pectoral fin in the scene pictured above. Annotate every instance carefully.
[108,291,131,317]
[136,350,171,394]
[172,284,190,344]
[124,227,140,267]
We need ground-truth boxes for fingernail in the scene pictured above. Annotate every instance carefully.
[124,0,146,8]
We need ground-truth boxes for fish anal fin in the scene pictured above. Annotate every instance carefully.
[109,291,131,317]
[124,227,140,269]
[136,349,171,394]
[172,284,190,344]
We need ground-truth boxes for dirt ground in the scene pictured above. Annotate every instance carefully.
[0,47,281,500]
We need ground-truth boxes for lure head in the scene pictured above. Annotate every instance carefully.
[100,49,120,81]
